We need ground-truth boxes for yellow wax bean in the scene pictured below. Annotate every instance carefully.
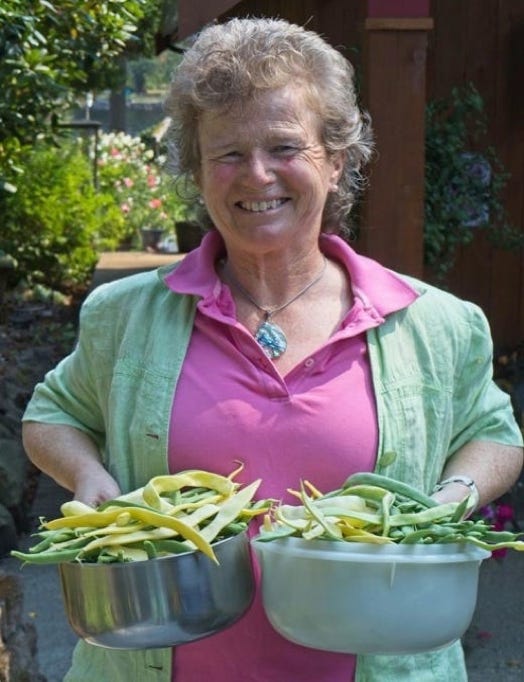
[81,523,147,538]
[79,526,178,554]
[45,506,217,562]
[142,471,237,510]
[116,512,132,527]
[166,493,223,516]
[60,500,96,517]
[102,546,150,562]
[200,480,261,543]
[44,509,123,530]
[177,503,221,527]
[300,484,342,540]
[303,480,323,498]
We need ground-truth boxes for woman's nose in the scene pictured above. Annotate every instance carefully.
[242,150,274,185]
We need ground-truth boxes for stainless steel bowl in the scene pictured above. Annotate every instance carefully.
[59,530,254,649]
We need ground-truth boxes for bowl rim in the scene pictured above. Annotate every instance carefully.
[251,535,491,563]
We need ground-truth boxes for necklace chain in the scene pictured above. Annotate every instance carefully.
[225,255,327,321]
[223,256,327,359]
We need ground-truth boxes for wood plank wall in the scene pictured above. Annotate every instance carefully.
[221,0,365,59]
[426,0,524,348]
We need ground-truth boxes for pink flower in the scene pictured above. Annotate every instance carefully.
[146,174,158,188]
[496,504,514,524]
[476,630,493,642]
[123,177,134,188]
[120,203,131,214]
[148,198,162,210]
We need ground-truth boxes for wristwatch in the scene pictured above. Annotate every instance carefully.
[433,475,480,510]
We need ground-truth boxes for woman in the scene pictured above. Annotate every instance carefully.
[22,17,522,682]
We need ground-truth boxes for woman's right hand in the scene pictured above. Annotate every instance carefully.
[73,470,121,508]
[22,421,121,507]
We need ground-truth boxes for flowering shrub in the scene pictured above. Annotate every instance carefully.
[96,132,192,248]
[476,502,517,559]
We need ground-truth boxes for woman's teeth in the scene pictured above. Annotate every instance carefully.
[239,199,286,212]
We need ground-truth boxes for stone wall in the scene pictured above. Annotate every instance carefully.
[0,299,78,681]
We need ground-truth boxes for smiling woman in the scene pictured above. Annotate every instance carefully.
[20,16,523,682]
[195,86,344,266]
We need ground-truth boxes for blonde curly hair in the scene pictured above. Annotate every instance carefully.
[164,17,373,232]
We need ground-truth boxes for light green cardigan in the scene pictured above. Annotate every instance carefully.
[23,265,522,682]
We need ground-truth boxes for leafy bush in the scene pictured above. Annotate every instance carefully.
[1,140,126,292]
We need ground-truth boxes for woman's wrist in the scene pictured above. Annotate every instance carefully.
[433,475,480,511]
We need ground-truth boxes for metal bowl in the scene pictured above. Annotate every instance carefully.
[252,536,490,655]
[59,530,254,649]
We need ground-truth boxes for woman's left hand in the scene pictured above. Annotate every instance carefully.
[433,440,523,510]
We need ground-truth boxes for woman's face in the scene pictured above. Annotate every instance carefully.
[196,85,343,257]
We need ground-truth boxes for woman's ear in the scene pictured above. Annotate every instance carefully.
[329,151,344,190]
[192,170,202,192]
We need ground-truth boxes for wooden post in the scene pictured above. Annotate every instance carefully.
[359,13,433,278]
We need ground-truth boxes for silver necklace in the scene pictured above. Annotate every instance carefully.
[225,256,327,359]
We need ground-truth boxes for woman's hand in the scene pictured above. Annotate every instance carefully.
[73,470,121,508]
[22,421,121,506]
[433,440,523,510]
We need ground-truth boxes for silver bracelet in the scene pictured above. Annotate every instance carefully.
[433,475,480,509]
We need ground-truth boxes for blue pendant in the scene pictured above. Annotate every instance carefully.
[255,320,287,359]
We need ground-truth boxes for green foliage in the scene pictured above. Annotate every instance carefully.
[127,51,182,94]
[424,83,523,283]
[0,0,152,194]
[1,140,126,291]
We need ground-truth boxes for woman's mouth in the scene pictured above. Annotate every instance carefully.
[237,198,288,212]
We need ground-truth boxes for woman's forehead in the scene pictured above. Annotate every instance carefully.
[199,85,321,134]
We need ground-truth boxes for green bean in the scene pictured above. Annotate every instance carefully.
[11,548,83,565]
[300,483,342,540]
[343,473,438,508]
[96,499,151,512]
[142,540,158,559]
[388,502,459,527]
[28,530,76,553]
[450,496,471,523]
[219,521,248,536]
[141,539,194,555]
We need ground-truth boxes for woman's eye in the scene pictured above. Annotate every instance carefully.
[218,151,242,162]
[273,145,297,155]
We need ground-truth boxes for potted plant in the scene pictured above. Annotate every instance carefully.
[97,132,190,252]
[175,204,203,253]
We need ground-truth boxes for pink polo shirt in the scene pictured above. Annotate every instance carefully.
[164,232,417,682]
